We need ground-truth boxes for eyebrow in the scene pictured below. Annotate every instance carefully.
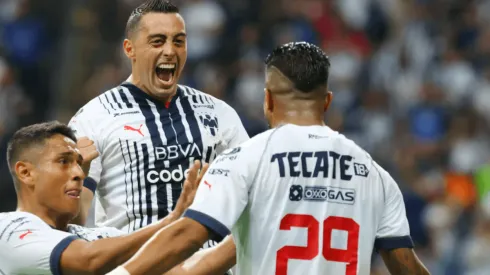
[58,151,83,163]
[148,32,187,40]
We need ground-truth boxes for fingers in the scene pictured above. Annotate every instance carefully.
[196,163,209,186]
[83,148,100,162]
[186,160,201,184]
[77,137,94,148]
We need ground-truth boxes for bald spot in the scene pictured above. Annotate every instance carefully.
[265,66,327,100]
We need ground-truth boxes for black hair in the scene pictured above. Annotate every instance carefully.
[126,0,179,37]
[7,121,77,183]
[265,42,330,93]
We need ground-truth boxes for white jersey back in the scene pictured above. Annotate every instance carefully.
[185,124,413,275]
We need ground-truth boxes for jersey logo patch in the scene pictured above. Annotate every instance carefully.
[204,180,212,189]
[19,230,33,240]
[353,163,369,177]
[289,185,356,205]
[289,185,303,201]
[124,124,144,137]
[199,114,219,137]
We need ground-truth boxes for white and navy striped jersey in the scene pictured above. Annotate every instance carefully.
[68,82,249,232]
[186,124,413,275]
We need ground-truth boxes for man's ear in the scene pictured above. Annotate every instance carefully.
[15,161,36,188]
[324,91,333,112]
[123,39,135,59]
[264,88,273,112]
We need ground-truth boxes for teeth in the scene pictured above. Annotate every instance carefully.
[158,64,176,69]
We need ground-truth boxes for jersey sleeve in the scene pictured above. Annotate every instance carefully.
[0,213,78,275]
[68,107,102,192]
[184,145,255,241]
[373,162,414,251]
[219,102,250,150]
[67,224,125,241]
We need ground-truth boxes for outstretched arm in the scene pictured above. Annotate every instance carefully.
[380,248,430,275]
[165,235,236,275]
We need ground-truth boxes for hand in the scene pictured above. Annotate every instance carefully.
[77,137,99,176]
[173,160,209,216]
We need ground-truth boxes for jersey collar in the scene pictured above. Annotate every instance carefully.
[121,82,182,109]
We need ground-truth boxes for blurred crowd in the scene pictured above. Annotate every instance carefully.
[1,0,490,274]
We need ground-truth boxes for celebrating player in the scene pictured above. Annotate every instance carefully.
[0,121,234,275]
[68,0,247,261]
[107,42,431,275]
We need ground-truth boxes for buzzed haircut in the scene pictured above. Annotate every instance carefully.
[6,121,77,183]
[265,42,330,93]
[125,0,179,38]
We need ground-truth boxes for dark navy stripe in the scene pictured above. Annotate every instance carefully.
[141,143,152,225]
[171,93,188,145]
[98,97,110,114]
[204,95,211,104]
[118,138,132,233]
[204,146,212,163]
[118,87,133,108]
[111,90,123,109]
[125,140,138,231]
[184,209,229,242]
[133,142,145,229]
[104,93,116,111]
[50,236,79,275]
[181,88,203,152]
[128,87,169,219]
[375,236,414,251]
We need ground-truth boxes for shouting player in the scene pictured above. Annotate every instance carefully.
[107,42,431,275]
[0,121,234,275]
[68,0,247,266]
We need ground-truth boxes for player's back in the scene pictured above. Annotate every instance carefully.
[234,124,399,275]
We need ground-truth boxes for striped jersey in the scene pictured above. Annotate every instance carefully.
[68,82,249,232]
[185,124,413,275]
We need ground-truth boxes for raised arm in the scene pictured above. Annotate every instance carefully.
[380,248,430,275]
[167,235,236,275]
[60,160,207,274]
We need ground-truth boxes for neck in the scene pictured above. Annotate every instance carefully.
[17,196,70,231]
[127,74,176,104]
[271,111,325,128]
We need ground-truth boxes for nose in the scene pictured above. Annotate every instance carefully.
[162,42,175,57]
[72,163,85,183]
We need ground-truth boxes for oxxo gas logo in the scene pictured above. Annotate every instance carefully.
[146,165,189,184]
[289,185,356,205]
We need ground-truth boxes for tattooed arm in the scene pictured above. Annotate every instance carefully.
[380,248,430,275]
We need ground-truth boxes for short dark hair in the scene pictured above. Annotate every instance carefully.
[7,121,77,182]
[265,42,330,93]
[126,0,179,37]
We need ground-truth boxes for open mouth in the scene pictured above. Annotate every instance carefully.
[65,189,81,199]
[155,63,176,84]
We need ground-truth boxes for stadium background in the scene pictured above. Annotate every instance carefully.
[0,0,490,274]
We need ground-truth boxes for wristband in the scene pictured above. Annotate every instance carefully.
[83,177,97,194]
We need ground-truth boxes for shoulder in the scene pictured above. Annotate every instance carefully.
[217,129,275,159]
[178,85,237,115]
[70,84,134,123]
[0,212,50,242]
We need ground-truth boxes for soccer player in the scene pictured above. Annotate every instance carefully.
[108,42,431,275]
[68,0,248,234]
[0,121,234,275]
